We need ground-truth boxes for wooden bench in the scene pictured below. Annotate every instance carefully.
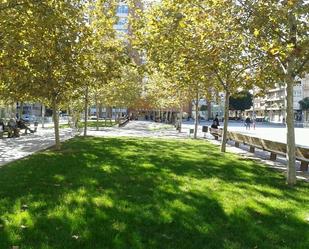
[0,126,20,138]
[118,118,129,127]
[209,128,223,140]
[0,121,37,138]
[226,131,309,172]
[0,128,8,138]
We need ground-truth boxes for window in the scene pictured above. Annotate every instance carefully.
[117,17,128,26]
[117,5,129,14]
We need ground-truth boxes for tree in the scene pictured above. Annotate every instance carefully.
[299,97,309,122]
[81,0,127,136]
[299,97,309,110]
[1,0,88,149]
[100,64,143,113]
[132,0,214,138]
[229,91,253,116]
[143,70,189,128]
[186,0,261,152]
[0,0,39,104]
[240,0,309,185]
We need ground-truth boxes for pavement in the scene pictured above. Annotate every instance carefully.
[0,120,308,181]
[0,128,77,167]
[182,120,309,148]
[86,121,190,139]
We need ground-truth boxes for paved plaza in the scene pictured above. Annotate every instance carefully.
[0,128,76,167]
[182,120,309,148]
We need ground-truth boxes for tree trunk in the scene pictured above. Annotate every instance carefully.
[194,92,199,139]
[286,75,296,185]
[95,96,99,131]
[41,104,45,128]
[207,100,212,120]
[179,107,183,132]
[107,106,112,118]
[221,90,230,152]
[99,104,103,119]
[52,99,61,150]
[115,109,118,123]
[18,102,23,119]
[83,85,89,137]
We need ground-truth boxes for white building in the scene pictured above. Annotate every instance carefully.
[114,2,129,35]
[246,75,308,123]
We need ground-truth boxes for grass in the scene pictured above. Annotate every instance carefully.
[59,120,116,129]
[0,137,308,249]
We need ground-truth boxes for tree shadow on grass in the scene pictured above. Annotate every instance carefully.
[0,137,308,249]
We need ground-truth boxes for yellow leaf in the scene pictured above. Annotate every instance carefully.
[254,29,260,37]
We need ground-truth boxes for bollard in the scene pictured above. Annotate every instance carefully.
[34,121,39,133]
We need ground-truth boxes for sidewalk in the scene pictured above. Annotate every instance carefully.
[0,128,77,167]
[86,121,190,139]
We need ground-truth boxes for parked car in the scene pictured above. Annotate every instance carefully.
[21,114,37,123]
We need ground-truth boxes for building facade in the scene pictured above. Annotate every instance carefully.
[114,2,129,35]
[246,75,309,123]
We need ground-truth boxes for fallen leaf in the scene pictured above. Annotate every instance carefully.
[72,235,79,240]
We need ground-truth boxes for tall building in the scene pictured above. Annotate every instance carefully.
[301,74,309,99]
[301,74,309,123]
[246,75,308,123]
[114,2,129,35]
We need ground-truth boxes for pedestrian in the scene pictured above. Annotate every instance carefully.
[7,118,19,137]
[214,114,220,126]
[211,120,218,129]
[17,119,35,134]
[245,116,251,130]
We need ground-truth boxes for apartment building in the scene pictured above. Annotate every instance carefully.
[301,74,309,122]
[246,75,309,123]
[301,74,309,99]
[114,2,129,35]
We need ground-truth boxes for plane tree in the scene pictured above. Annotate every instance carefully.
[239,0,309,185]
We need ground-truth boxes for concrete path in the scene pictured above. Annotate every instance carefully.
[87,121,189,139]
[0,128,77,167]
[181,120,309,148]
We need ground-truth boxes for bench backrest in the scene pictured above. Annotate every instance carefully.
[226,131,308,161]
[209,128,223,135]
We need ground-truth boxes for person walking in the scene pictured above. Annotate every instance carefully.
[245,116,251,130]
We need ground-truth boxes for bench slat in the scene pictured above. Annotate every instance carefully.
[226,131,309,171]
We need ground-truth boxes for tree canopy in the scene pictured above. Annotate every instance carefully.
[299,97,309,110]
[229,91,253,112]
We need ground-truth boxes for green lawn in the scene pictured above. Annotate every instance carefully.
[0,137,308,249]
